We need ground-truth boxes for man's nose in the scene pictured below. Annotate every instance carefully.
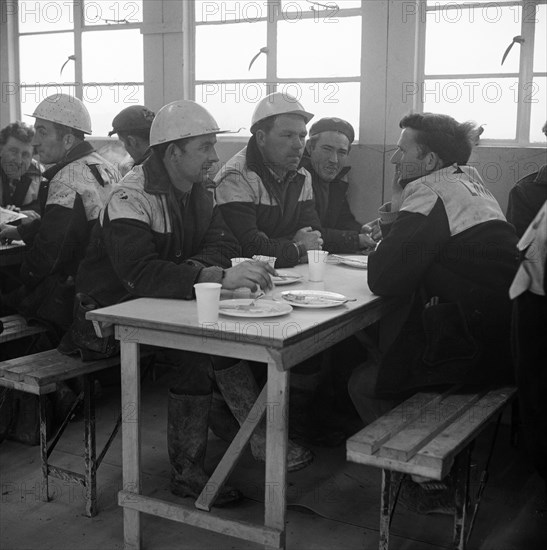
[209,147,219,164]
[390,150,401,164]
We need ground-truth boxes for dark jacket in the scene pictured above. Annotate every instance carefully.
[368,165,519,396]
[17,141,119,287]
[506,164,547,237]
[0,160,42,213]
[76,150,241,307]
[214,136,322,267]
[300,154,361,253]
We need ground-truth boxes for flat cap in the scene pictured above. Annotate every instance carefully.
[109,105,155,137]
[309,117,355,144]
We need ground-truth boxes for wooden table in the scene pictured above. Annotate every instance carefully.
[88,258,401,550]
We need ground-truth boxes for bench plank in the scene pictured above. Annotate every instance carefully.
[414,387,517,474]
[379,392,483,462]
[0,350,120,390]
[0,315,48,344]
[346,391,449,455]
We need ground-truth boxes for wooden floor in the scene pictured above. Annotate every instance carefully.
[1,372,546,550]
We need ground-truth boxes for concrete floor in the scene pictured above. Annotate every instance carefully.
[1,374,546,550]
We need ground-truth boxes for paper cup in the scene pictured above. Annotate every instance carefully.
[194,283,221,323]
[231,257,252,266]
[307,250,329,282]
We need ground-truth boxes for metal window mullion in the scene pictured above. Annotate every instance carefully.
[516,1,537,143]
[183,0,196,99]
[73,0,83,99]
[266,0,280,93]
[415,0,427,113]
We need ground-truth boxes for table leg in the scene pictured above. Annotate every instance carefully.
[119,341,141,550]
[264,361,288,550]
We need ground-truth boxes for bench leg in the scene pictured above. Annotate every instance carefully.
[84,375,97,517]
[39,395,49,502]
[379,469,403,550]
[452,444,472,550]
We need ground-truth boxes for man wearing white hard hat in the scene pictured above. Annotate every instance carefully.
[215,91,323,267]
[0,93,119,335]
[63,100,311,506]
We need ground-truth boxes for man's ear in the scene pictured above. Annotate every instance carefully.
[425,151,442,171]
[304,139,311,155]
[126,135,137,149]
[255,129,266,148]
[62,133,76,151]
[163,142,180,162]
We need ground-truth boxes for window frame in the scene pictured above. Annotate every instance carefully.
[415,0,547,145]
[15,0,144,135]
[188,0,365,140]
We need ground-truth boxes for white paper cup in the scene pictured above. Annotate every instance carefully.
[231,257,252,266]
[252,255,277,268]
[194,283,221,323]
[307,250,329,282]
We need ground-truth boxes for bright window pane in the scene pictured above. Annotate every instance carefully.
[18,0,74,33]
[82,29,143,82]
[422,78,519,140]
[19,85,76,128]
[19,32,75,83]
[529,77,547,143]
[195,82,269,135]
[533,4,546,73]
[282,81,361,140]
[427,0,515,5]
[195,22,267,80]
[425,6,521,74]
[83,84,145,136]
[83,0,143,26]
[195,0,267,22]
[281,0,361,16]
[277,17,361,78]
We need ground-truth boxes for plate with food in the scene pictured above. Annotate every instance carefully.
[271,271,303,286]
[332,255,368,269]
[219,299,293,318]
[280,290,350,308]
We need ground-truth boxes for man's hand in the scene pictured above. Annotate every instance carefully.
[222,260,276,292]
[0,224,20,244]
[4,205,21,212]
[293,226,323,251]
[359,218,381,249]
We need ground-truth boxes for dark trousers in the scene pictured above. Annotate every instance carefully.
[512,291,547,483]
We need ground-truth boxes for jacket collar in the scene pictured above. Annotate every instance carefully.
[43,140,95,182]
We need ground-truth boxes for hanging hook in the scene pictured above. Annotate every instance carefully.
[501,35,524,65]
[248,47,269,71]
[60,54,76,77]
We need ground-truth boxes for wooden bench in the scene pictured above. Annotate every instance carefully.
[0,314,48,346]
[0,349,124,517]
[346,385,517,550]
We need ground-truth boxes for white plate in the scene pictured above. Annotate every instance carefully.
[271,271,303,286]
[219,299,293,318]
[335,255,368,269]
[280,290,349,308]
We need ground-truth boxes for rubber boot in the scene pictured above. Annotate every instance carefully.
[215,361,313,472]
[208,390,240,443]
[167,391,242,507]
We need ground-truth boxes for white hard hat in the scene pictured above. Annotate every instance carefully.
[150,100,227,147]
[251,92,314,133]
[31,94,92,134]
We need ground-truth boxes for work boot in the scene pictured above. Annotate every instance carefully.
[167,391,242,507]
[208,391,240,443]
[215,361,313,472]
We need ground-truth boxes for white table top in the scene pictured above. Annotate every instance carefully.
[88,256,391,349]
